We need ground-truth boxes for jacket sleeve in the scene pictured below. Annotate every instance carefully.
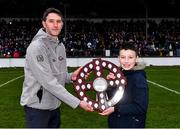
[115,72,148,115]
[65,72,73,84]
[26,43,80,109]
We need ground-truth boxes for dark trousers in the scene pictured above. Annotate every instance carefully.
[108,114,146,128]
[24,106,60,128]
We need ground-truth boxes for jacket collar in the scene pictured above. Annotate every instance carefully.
[132,62,146,70]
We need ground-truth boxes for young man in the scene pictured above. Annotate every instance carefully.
[100,43,149,128]
[20,8,93,128]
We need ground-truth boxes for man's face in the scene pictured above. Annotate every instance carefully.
[118,49,138,70]
[42,13,63,39]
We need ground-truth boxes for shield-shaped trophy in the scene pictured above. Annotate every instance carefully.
[73,58,126,112]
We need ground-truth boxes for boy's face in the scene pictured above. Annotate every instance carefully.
[118,49,138,70]
[42,13,63,39]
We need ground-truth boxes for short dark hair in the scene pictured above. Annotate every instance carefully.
[120,42,138,56]
[42,8,63,21]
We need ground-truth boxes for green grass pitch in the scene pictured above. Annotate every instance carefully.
[0,66,180,128]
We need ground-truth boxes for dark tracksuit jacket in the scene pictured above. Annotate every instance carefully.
[108,63,149,128]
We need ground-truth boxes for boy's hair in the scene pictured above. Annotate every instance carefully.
[120,42,138,56]
[42,8,63,21]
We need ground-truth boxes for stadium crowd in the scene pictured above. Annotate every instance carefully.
[0,18,180,58]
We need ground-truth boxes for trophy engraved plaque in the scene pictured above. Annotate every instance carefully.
[73,58,126,112]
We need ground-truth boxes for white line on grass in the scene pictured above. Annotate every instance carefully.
[147,80,180,95]
[0,75,24,88]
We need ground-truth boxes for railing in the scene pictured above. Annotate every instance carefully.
[0,57,180,68]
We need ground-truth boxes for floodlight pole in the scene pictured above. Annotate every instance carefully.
[145,3,148,43]
[64,4,67,43]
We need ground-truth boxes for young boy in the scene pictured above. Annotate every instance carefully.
[99,43,149,128]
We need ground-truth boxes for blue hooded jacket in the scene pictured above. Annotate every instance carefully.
[108,63,149,128]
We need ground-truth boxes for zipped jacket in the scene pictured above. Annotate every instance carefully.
[108,63,149,128]
[20,28,80,110]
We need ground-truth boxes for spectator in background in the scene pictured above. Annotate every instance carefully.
[5,52,12,58]
[99,43,149,128]
[13,49,20,58]
[20,8,93,128]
